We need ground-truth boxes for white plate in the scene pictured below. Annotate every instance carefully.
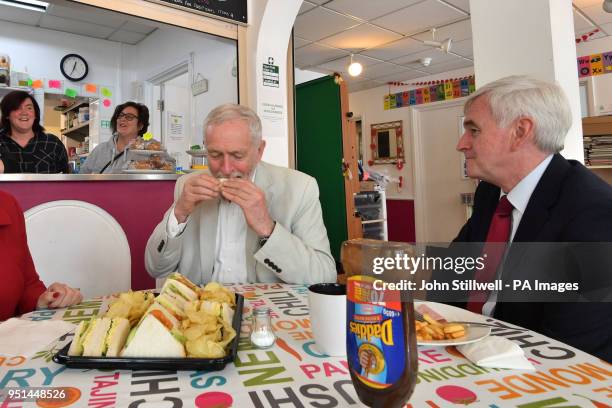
[181,168,208,174]
[415,301,491,346]
[122,169,175,174]
[186,149,207,157]
[129,149,166,155]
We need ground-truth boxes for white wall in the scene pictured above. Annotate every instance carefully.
[295,68,326,85]
[348,66,473,200]
[123,26,238,148]
[0,20,122,97]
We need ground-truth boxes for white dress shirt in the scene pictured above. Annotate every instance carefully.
[166,172,258,283]
[482,154,553,316]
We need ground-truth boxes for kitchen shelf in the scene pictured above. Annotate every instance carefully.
[61,120,89,140]
[361,219,386,224]
[0,86,32,96]
[61,101,88,114]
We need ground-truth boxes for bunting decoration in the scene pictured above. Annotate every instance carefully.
[575,29,600,44]
[387,75,474,87]
[577,50,612,78]
[384,75,476,110]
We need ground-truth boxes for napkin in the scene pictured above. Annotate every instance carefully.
[0,318,75,358]
[457,335,534,370]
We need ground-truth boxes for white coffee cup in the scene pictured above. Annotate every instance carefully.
[307,283,346,356]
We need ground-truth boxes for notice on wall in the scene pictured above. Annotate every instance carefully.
[260,102,284,128]
[263,58,280,88]
[167,112,185,143]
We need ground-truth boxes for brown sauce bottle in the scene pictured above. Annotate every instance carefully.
[342,239,419,408]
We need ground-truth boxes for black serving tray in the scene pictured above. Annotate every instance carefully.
[53,294,244,371]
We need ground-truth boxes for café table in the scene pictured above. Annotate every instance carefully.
[1,283,610,407]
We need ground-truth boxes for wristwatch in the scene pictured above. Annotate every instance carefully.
[259,221,276,247]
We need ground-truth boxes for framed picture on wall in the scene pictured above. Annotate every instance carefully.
[370,120,404,165]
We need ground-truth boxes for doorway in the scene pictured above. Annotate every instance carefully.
[411,99,477,242]
[149,60,192,170]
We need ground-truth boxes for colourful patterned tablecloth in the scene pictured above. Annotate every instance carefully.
[1,283,611,408]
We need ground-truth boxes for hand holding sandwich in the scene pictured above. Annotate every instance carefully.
[36,282,82,310]
[174,174,221,223]
[220,178,275,238]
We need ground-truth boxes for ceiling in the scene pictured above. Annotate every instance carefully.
[0,0,158,45]
[0,0,610,92]
[294,0,612,92]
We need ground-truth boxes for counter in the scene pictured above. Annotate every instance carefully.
[0,173,180,290]
[0,173,181,181]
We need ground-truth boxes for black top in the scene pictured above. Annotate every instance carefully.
[453,154,612,361]
[0,129,69,173]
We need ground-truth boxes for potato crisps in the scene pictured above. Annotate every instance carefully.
[182,298,237,358]
[100,274,237,358]
[104,291,155,326]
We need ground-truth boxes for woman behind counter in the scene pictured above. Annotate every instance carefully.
[0,91,69,174]
[79,101,149,174]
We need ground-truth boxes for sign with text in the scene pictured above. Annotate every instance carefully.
[147,0,247,24]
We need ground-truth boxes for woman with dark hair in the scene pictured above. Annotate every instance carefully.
[0,91,69,173]
[80,101,150,174]
[1,190,82,321]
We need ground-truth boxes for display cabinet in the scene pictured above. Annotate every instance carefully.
[354,188,388,240]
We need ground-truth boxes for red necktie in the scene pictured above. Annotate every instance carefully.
[467,195,513,314]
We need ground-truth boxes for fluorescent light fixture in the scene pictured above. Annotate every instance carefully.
[0,0,49,12]
[348,54,363,77]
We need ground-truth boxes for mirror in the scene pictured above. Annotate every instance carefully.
[370,121,404,164]
[0,0,238,174]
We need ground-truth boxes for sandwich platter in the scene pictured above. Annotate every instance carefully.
[53,274,244,371]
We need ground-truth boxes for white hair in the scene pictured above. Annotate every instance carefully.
[465,75,572,153]
[203,103,262,144]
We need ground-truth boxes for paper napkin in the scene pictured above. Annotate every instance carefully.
[457,335,535,370]
[0,318,75,358]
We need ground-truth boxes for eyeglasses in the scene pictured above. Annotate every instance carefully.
[117,113,138,121]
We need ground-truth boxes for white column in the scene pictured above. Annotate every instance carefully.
[470,0,583,162]
[246,0,302,167]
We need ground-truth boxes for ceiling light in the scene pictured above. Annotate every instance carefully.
[422,28,453,54]
[604,0,612,13]
[419,57,432,67]
[347,54,363,77]
[0,0,49,12]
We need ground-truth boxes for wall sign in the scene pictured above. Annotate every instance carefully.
[146,0,247,24]
[263,57,280,88]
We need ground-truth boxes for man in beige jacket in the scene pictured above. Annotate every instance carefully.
[145,103,336,285]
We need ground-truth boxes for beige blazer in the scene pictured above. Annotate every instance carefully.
[145,161,336,284]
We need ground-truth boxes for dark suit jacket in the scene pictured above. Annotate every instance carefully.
[454,154,612,362]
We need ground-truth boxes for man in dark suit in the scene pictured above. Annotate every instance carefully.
[453,75,612,361]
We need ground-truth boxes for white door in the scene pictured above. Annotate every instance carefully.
[411,99,478,243]
[154,72,191,169]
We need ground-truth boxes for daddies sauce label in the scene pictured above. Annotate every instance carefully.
[347,275,406,389]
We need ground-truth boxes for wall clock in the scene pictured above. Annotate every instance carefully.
[60,53,88,82]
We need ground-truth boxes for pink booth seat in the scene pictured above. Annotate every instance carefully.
[0,178,176,291]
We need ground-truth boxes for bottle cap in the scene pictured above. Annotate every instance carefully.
[253,307,271,316]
